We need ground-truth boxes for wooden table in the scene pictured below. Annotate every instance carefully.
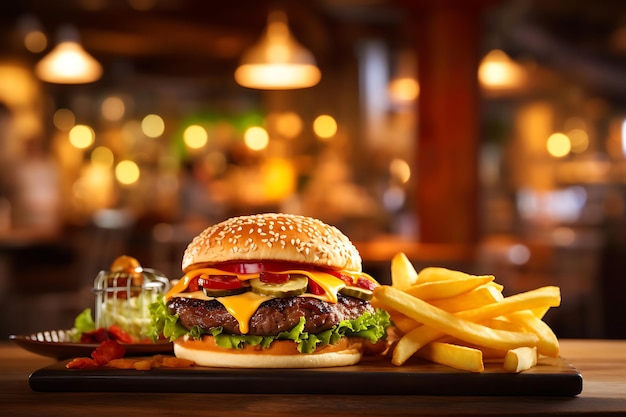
[1,339,625,416]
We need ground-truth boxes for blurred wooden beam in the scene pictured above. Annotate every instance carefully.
[401,1,488,245]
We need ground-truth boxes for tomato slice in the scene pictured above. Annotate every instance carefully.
[259,271,290,284]
[307,279,325,296]
[217,261,309,274]
[326,271,355,286]
[327,270,377,290]
[197,274,242,290]
[356,277,377,291]
[188,276,200,292]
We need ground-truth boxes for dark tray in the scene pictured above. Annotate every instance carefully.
[29,355,583,396]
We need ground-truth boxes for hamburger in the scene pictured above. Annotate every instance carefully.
[149,213,390,368]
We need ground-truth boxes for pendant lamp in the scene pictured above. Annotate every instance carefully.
[35,25,102,84]
[234,10,321,90]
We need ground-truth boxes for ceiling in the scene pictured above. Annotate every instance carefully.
[1,0,626,100]
[485,0,626,102]
[0,0,405,81]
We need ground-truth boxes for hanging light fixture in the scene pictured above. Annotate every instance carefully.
[35,25,102,84]
[234,10,321,90]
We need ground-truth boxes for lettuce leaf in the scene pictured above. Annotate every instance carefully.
[148,296,391,354]
[69,308,97,342]
[147,298,188,341]
[74,308,96,333]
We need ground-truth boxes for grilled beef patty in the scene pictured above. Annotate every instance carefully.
[167,294,374,336]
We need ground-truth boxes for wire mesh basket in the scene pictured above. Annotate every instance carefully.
[92,257,170,341]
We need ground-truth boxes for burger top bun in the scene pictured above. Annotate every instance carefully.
[182,213,362,273]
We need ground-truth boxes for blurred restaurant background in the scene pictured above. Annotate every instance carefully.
[1,0,625,340]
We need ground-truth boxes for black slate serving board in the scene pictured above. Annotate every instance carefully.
[29,355,583,396]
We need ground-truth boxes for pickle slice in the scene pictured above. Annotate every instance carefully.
[339,286,373,301]
[250,274,307,297]
[203,286,249,297]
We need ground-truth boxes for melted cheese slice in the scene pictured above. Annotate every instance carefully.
[165,266,376,335]
[170,290,272,334]
[218,292,273,334]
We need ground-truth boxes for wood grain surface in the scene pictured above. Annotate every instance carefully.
[1,339,625,417]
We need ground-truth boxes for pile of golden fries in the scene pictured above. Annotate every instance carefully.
[372,253,561,373]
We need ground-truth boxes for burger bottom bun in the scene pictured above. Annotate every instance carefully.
[174,335,364,368]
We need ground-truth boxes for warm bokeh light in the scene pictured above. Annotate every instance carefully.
[183,124,208,149]
[141,114,165,138]
[567,128,589,154]
[313,115,337,140]
[261,157,296,201]
[73,163,115,212]
[115,160,140,185]
[546,132,571,158]
[622,119,626,157]
[0,63,42,145]
[244,126,270,151]
[91,146,114,168]
[478,49,526,90]
[24,30,47,53]
[68,124,95,149]
[101,96,126,121]
[53,108,75,131]
[275,111,303,139]
[388,77,420,103]
[389,158,411,184]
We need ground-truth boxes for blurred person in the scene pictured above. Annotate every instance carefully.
[7,137,61,232]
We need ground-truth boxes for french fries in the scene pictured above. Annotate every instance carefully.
[390,252,419,290]
[418,342,484,373]
[404,274,494,301]
[375,286,540,352]
[374,253,562,373]
[428,284,503,313]
[417,266,489,283]
[106,355,194,370]
[506,310,560,358]
[504,347,537,373]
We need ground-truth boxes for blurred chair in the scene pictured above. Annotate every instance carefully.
[0,231,86,337]
[0,209,135,338]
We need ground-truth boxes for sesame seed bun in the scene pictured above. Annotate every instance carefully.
[181,213,362,273]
